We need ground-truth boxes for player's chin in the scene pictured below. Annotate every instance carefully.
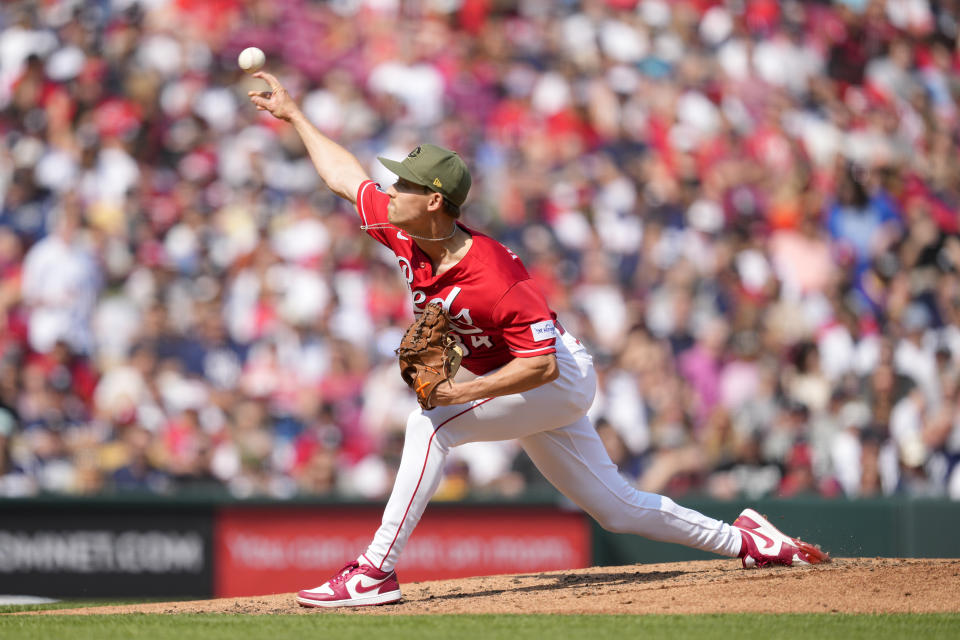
[388,203,410,223]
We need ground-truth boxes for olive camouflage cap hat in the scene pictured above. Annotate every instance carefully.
[378,144,472,207]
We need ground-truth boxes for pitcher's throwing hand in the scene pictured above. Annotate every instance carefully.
[247,71,298,121]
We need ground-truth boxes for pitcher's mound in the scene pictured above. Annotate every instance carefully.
[26,558,960,616]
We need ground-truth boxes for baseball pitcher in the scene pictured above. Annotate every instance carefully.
[247,71,829,608]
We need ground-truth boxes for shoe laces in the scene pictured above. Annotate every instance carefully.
[329,561,361,585]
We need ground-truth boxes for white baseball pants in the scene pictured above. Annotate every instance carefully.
[363,332,743,571]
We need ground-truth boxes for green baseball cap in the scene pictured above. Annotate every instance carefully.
[378,144,472,207]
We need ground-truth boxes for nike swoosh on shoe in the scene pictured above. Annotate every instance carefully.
[735,516,776,550]
[354,576,391,594]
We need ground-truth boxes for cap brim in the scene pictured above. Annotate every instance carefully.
[377,157,428,188]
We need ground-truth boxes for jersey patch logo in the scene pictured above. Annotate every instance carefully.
[375,184,387,193]
[530,320,556,342]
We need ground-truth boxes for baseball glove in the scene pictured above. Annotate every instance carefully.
[396,303,464,410]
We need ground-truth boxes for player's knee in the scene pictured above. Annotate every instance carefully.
[593,510,634,534]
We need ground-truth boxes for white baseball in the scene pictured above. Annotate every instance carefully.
[238,47,266,73]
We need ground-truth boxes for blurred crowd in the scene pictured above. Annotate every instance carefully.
[1,0,959,502]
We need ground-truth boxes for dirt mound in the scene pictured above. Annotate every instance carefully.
[22,558,960,616]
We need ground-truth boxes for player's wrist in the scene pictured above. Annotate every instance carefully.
[287,106,309,125]
[450,380,481,404]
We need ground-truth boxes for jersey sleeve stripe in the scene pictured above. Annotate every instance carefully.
[357,181,374,226]
[509,346,556,354]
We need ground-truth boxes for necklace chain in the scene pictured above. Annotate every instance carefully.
[360,223,457,241]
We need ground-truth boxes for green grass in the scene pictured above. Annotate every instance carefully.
[0,614,957,640]
[0,598,175,615]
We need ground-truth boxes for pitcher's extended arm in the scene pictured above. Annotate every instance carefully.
[248,71,369,203]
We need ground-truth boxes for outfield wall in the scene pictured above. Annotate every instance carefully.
[0,496,957,598]
[214,504,590,597]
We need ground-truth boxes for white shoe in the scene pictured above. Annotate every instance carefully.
[297,558,402,608]
[734,508,830,569]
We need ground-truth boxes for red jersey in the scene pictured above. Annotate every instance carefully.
[356,180,558,375]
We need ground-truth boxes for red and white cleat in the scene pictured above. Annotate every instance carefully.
[734,508,831,569]
[297,558,402,608]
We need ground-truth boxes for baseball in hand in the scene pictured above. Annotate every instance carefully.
[238,47,266,73]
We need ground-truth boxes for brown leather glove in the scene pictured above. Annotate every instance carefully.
[395,303,464,410]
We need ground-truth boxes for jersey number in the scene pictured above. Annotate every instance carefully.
[447,332,494,358]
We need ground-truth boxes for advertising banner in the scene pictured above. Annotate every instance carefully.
[214,505,590,597]
[0,507,213,598]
